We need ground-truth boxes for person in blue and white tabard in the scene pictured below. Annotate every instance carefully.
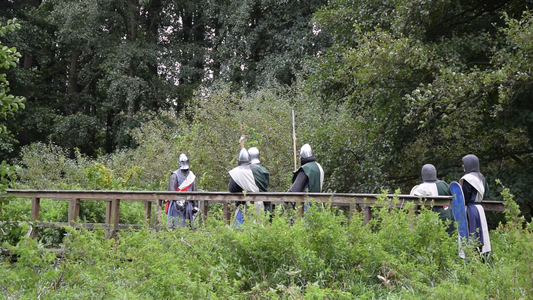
[460,154,491,255]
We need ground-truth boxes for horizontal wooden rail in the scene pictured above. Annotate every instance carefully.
[1,189,505,239]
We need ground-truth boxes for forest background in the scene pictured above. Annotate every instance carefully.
[1,0,533,298]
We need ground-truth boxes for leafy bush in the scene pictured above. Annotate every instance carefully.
[14,82,325,193]
[1,190,532,299]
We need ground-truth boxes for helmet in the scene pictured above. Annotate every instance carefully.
[237,148,250,165]
[178,153,190,170]
[300,143,313,159]
[248,147,260,164]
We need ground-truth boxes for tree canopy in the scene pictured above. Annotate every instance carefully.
[0,18,24,198]
[1,0,533,214]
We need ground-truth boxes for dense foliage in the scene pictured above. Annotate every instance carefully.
[309,0,533,213]
[0,0,532,206]
[2,0,532,211]
[1,190,532,298]
[0,18,25,241]
[0,0,329,157]
[2,0,533,297]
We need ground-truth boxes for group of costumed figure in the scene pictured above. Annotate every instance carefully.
[410,154,491,255]
[164,143,324,228]
[165,144,490,256]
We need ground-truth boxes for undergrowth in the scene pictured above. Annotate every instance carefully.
[1,190,532,299]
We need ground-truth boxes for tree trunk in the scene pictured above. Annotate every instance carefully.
[147,0,161,110]
[126,0,139,125]
[106,110,115,154]
[68,49,79,94]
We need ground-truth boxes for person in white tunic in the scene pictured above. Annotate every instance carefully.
[228,148,268,226]
[460,154,491,255]
[410,164,454,235]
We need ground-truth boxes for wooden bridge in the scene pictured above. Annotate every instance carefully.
[1,189,505,239]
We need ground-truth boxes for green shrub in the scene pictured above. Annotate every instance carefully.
[2,191,532,299]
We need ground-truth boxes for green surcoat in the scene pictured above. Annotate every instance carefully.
[292,161,322,193]
[251,165,270,192]
[434,181,454,235]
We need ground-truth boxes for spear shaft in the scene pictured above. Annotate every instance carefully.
[240,124,246,148]
[292,110,297,171]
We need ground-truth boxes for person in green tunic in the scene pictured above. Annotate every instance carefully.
[410,164,454,235]
[248,147,271,213]
[288,144,324,212]
[289,143,324,193]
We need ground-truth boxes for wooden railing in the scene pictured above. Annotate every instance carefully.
[1,189,505,239]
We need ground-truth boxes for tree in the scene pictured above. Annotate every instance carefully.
[0,18,25,204]
[0,19,25,134]
[0,0,333,159]
[309,0,533,214]
[205,0,331,89]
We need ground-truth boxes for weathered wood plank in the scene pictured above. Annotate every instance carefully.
[105,199,120,239]
[30,197,40,239]
[68,198,80,224]
[3,190,457,206]
[223,202,230,225]
[144,201,152,225]
[2,189,506,234]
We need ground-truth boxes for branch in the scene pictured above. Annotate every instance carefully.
[425,1,512,38]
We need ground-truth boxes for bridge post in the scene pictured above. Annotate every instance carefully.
[297,199,304,218]
[349,200,356,223]
[68,198,80,225]
[105,200,112,238]
[153,198,162,229]
[105,199,120,239]
[29,197,40,239]
[223,202,230,225]
[144,201,152,225]
[202,200,208,220]
[363,206,372,224]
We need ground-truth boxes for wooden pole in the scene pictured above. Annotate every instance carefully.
[202,200,209,220]
[105,200,112,238]
[144,201,152,225]
[240,124,246,148]
[68,198,80,224]
[154,198,161,229]
[30,197,40,239]
[349,199,355,223]
[111,199,120,227]
[292,110,298,171]
[223,202,230,225]
[297,199,304,218]
[105,199,120,239]
[363,206,372,224]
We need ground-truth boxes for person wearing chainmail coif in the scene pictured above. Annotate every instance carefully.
[410,164,454,235]
[460,154,491,255]
[167,153,198,228]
